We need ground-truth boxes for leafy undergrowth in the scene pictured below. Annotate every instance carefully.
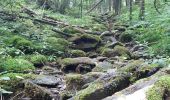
[119,0,170,56]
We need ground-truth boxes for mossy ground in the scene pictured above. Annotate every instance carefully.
[0,58,35,73]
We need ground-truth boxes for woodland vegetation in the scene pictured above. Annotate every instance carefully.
[0,0,170,100]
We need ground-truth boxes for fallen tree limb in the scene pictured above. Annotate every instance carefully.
[0,9,104,36]
[52,28,73,37]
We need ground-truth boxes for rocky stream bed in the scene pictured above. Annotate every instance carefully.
[1,24,170,100]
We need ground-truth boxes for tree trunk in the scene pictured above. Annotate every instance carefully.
[139,0,145,20]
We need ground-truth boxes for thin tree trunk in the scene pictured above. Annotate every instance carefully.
[139,0,145,20]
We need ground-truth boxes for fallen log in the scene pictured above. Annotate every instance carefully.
[0,9,103,36]
[52,28,73,37]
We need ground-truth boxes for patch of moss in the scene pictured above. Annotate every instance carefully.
[61,58,77,66]
[0,58,35,73]
[6,35,34,54]
[73,82,103,100]
[120,60,144,72]
[70,34,101,51]
[45,37,69,55]
[102,46,132,59]
[113,46,132,58]
[147,75,170,100]
[120,60,161,82]
[30,54,47,66]
[70,50,86,57]
[101,48,114,57]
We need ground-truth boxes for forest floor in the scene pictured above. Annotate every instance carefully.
[0,2,170,100]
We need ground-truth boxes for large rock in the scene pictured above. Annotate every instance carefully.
[60,57,96,73]
[70,34,101,51]
[23,80,60,100]
[92,61,114,72]
[103,78,157,100]
[146,75,170,100]
[65,72,104,92]
[31,75,61,87]
[69,72,130,100]
[102,46,133,59]
[69,60,162,100]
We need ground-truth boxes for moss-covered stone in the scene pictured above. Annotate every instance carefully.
[70,34,101,51]
[73,82,104,100]
[70,50,86,57]
[65,72,104,93]
[0,58,35,73]
[60,57,95,73]
[45,37,69,55]
[102,46,132,59]
[120,60,161,82]
[0,73,36,91]
[7,36,34,54]
[65,74,84,91]
[147,75,170,100]
[92,62,113,72]
[30,54,47,67]
[71,73,130,100]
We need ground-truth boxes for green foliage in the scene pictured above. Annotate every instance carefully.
[0,47,23,58]
[29,54,47,65]
[0,58,35,73]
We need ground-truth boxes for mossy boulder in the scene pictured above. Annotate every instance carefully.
[7,36,34,54]
[0,58,35,73]
[70,60,162,100]
[29,54,47,67]
[65,74,84,91]
[92,61,113,72]
[45,37,69,55]
[0,73,36,91]
[119,60,161,82]
[65,72,104,94]
[70,50,86,57]
[147,75,170,100]
[70,72,130,100]
[60,57,96,73]
[102,46,132,59]
[70,34,101,51]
